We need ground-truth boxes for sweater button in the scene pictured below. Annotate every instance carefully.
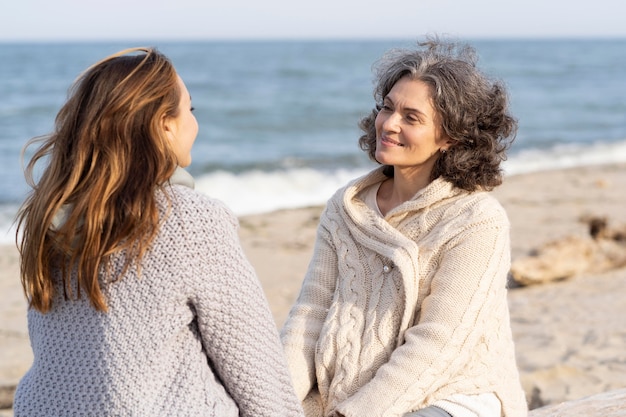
[383,265,391,273]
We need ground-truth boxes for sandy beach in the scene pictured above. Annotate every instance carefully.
[1,163,625,415]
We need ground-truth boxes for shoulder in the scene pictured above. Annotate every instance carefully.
[453,190,507,221]
[160,185,239,233]
[420,184,510,241]
[436,190,510,243]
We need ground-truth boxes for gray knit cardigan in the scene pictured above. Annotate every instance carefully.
[14,180,304,417]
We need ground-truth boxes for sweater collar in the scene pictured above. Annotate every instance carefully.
[168,166,195,189]
[343,167,462,220]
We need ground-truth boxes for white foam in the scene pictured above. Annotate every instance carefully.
[504,140,626,176]
[194,167,369,216]
[196,139,626,217]
[0,204,19,246]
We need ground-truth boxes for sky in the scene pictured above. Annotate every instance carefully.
[1,0,625,42]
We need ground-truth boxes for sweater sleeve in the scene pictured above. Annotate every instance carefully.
[281,213,339,401]
[186,197,304,417]
[335,211,512,417]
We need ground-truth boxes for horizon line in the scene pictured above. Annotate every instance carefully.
[1,34,626,44]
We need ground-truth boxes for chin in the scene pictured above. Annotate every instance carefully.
[374,155,393,167]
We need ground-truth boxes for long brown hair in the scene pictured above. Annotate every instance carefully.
[16,47,181,313]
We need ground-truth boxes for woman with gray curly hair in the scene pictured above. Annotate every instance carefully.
[281,37,528,417]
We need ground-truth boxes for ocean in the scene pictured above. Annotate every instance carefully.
[1,39,625,243]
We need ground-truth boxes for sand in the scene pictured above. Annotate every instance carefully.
[1,163,625,415]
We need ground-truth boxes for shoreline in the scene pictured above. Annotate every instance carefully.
[1,162,626,412]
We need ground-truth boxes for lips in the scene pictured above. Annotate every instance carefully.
[380,135,404,147]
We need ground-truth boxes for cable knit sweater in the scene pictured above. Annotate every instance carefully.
[280,168,527,417]
[13,177,304,417]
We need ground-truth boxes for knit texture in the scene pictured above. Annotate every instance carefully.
[281,168,528,417]
[14,184,304,417]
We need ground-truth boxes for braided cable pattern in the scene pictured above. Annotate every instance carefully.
[281,168,527,417]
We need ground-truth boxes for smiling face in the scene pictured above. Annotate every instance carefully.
[163,75,198,168]
[374,76,450,177]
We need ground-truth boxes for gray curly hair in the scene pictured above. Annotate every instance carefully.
[358,36,517,191]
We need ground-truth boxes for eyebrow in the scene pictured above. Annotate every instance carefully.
[404,107,427,117]
[383,96,427,118]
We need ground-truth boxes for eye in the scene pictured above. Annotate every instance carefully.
[190,107,195,112]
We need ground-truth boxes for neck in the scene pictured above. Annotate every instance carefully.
[393,166,433,198]
[377,166,433,215]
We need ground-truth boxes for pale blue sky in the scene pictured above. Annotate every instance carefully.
[1,0,625,41]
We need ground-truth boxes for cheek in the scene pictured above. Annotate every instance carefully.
[187,115,198,140]
[192,117,199,138]
[374,113,384,135]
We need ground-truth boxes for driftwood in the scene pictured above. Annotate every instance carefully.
[528,388,626,416]
[510,217,626,286]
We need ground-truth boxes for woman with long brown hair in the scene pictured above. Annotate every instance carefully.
[14,47,303,417]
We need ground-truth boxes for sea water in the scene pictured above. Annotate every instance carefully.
[1,39,625,243]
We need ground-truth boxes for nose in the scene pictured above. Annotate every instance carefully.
[380,111,401,133]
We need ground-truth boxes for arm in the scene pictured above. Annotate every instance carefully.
[280,215,338,401]
[336,215,511,417]
[190,200,304,417]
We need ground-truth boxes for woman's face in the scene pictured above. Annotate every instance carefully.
[164,75,198,168]
[374,76,450,174]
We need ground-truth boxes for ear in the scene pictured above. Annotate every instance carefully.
[440,135,454,152]
[161,114,176,141]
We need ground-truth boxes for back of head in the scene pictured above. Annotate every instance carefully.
[17,47,181,313]
[58,47,180,186]
[359,35,517,191]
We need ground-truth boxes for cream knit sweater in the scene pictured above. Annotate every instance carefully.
[14,180,304,417]
[281,168,528,417]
